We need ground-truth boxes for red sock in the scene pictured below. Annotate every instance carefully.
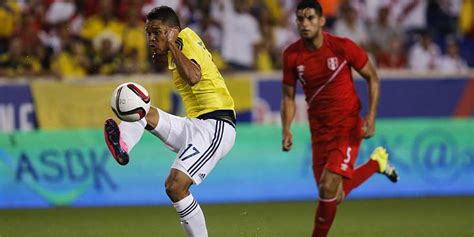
[312,197,337,237]
[343,159,379,196]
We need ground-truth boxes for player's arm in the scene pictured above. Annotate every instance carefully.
[281,85,296,152]
[356,60,380,139]
[166,28,202,86]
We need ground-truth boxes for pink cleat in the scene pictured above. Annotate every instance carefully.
[104,118,129,165]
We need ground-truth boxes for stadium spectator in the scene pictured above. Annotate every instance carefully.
[79,0,111,17]
[45,0,76,25]
[67,0,86,36]
[211,0,262,70]
[255,5,276,72]
[122,9,148,68]
[91,32,122,75]
[40,20,74,55]
[51,38,90,79]
[376,37,408,69]
[274,13,299,50]
[21,0,47,24]
[437,37,469,73]
[348,0,392,24]
[255,32,274,72]
[117,0,146,21]
[257,0,294,24]
[273,16,299,69]
[122,48,150,74]
[198,12,227,70]
[390,0,428,33]
[333,3,369,48]
[179,0,202,31]
[80,0,125,43]
[0,1,20,54]
[408,30,441,71]
[427,0,459,38]
[34,40,52,74]
[368,5,403,53]
[18,11,43,58]
[0,38,42,78]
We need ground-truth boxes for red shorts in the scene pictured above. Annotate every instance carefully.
[311,121,364,184]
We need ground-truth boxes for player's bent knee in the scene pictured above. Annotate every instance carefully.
[165,169,193,202]
[318,169,343,199]
[318,184,334,198]
[318,181,338,199]
[165,180,189,202]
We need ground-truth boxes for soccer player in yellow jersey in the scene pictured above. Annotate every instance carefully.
[104,6,236,237]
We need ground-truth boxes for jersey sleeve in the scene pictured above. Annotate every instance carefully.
[180,37,205,67]
[343,38,368,70]
[282,49,297,86]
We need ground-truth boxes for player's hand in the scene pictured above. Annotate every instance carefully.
[282,130,293,152]
[363,116,375,139]
[165,27,179,46]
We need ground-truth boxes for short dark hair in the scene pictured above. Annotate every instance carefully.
[296,0,323,16]
[146,6,180,28]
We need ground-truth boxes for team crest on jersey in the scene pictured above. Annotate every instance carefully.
[296,65,306,85]
[327,57,339,71]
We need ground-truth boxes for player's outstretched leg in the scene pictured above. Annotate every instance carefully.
[104,118,130,165]
[104,108,155,165]
[166,169,208,237]
[370,147,399,183]
[341,146,399,200]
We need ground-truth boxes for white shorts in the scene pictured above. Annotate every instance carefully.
[151,109,236,185]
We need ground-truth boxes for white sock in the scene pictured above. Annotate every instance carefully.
[118,118,146,151]
[173,194,208,237]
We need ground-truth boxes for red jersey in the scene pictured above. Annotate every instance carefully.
[282,32,368,137]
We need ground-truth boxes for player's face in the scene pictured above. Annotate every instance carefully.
[296,8,325,40]
[145,20,168,55]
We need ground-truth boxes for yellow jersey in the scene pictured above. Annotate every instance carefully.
[168,28,234,118]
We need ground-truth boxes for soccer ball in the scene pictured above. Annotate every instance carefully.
[110,82,151,122]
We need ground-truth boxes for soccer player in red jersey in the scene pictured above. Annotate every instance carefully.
[281,1,399,236]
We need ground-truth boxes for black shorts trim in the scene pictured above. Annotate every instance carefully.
[197,110,236,128]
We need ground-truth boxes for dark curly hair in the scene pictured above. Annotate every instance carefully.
[146,6,180,28]
[296,0,323,16]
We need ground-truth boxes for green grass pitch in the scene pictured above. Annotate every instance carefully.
[1,196,473,237]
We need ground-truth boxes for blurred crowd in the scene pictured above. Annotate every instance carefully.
[0,0,473,80]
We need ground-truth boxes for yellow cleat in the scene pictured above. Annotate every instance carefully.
[370,147,388,172]
[370,147,399,183]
